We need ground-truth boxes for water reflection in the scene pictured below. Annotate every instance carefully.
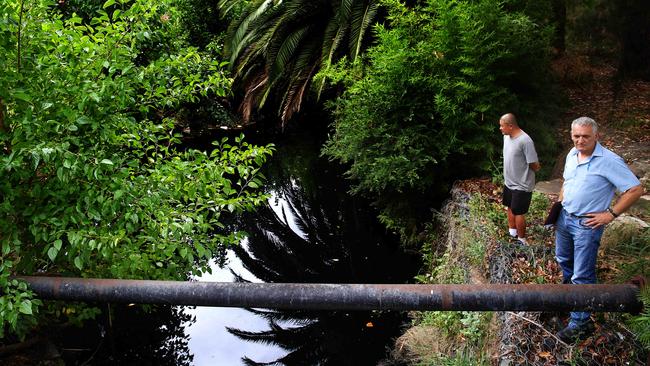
[183,252,288,366]
[36,130,419,366]
[226,131,420,365]
[50,304,193,365]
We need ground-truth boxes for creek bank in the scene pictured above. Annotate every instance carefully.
[386,175,648,365]
[386,53,650,365]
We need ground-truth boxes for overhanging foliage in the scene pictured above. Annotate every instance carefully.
[0,0,273,339]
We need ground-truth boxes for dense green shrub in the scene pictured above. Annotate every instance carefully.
[177,0,241,51]
[321,0,559,239]
[0,0,272,339]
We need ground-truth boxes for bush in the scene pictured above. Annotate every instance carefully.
[321,0,559,240]
[0,0,272,339]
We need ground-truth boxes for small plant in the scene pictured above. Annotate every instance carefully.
[617,229,650,351]
[488,156,504,186]
[432,351,490,366]
[529,192,551,221]
[629,286,650,350]
[416,311,490,344]
[0,273,42,339]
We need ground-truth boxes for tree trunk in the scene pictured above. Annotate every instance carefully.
[551,0,566,56]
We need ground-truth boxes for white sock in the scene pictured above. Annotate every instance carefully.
[509,228,517,237]
[517,237,527,244]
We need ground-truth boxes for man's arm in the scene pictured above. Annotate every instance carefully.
[529,162,541,172]
[611,185,645,215]
[584,184,645,228]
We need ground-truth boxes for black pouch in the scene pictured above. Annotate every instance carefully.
[543,201,562,226]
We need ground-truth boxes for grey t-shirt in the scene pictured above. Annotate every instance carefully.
[503,132,538,192]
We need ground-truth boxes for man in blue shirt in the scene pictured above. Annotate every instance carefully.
[555,117,644,342]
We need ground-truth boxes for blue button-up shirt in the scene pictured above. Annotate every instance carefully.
[562,142,640,215]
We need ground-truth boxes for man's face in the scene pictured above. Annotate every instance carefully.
[571,124,598,154]
[499,120,513,136]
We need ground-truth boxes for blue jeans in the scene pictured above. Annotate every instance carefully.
[555,209,604,326]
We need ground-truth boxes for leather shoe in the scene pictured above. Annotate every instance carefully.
[556,320,595,343]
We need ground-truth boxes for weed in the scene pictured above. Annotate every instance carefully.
[420,350,491,366]
[612,117,647,130]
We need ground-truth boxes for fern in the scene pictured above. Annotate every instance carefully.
[629,287,650,349]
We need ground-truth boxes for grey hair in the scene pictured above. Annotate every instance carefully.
[571,116,598,134]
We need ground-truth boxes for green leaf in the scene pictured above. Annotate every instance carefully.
[103,0,115,9]
[74,256,83,270]
[76,116,92,125]
[100,159,114,165]
[195,243,206,257]
[54,239,62,251]
[47,247,58,261]
[19,300,33,315]
[13,91,32,102]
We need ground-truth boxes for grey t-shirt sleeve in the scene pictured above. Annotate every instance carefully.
[522,136,539,164]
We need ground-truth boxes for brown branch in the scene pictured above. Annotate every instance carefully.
[506,311,572,348]
[0,336,42,356]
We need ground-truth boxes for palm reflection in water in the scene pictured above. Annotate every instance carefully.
[228,138,419,366]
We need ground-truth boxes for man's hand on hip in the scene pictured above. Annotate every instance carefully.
[583,211,615,228]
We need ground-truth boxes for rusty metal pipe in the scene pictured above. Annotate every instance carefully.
[15,276,642,313]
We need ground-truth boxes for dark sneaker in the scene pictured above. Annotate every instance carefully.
[556,320,595,343]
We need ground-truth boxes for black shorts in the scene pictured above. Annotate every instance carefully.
[502,186,533,215]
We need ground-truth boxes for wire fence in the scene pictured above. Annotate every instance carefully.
[489,235,647,365]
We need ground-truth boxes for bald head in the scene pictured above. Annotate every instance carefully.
[500,113,518,127]
[499,113,521,137]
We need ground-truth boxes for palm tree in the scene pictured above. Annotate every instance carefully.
[219,0,379,125]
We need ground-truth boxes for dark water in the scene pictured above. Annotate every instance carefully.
[35,127,421,365]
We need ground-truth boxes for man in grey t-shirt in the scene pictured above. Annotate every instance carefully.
[499,113,540,244]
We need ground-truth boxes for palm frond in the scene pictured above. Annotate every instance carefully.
[349,0,379,60]
[225,0,381,123]
[270,25,311,79]
[227,0,277,64]
[281,62,318,124]
[240,72,269,123]
[316,15,349,99]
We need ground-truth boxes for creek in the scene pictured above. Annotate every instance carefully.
[45,125,421,365]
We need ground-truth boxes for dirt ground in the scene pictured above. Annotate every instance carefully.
[549,54,650,184]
